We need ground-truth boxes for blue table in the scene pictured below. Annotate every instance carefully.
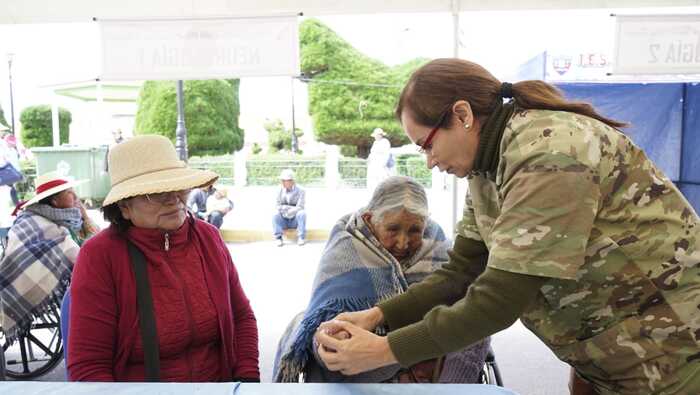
[236,383,519,394]
[0,382,519,395]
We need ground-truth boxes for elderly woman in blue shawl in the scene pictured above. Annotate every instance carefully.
[274,176,489,383]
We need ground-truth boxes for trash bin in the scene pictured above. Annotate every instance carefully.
[31,146,111,207]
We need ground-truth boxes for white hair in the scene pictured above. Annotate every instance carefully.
[365,176,429,223]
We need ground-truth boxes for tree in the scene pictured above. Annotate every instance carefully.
[300,19,427,158]
[0,104,9,130]
[263,118,303,153]
[134,79,244,157]
[19,105,71,147]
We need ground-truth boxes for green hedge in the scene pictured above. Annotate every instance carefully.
[396,154,431,188]
[339,157,367,188]
[162,153,430,188]
[189,154,235,185]
[246,155,325,186]
[337,154,431,188]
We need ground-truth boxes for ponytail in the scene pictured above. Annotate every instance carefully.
[510,80,627,128]
[396,58,627,129]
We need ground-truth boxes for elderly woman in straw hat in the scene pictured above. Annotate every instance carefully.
[366,128,394,192]
[67,135,259,382]
[0,171,97,345]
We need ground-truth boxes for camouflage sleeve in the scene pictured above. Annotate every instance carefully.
[378,234,488,330]
[455,189,484,243]
[488,151,601,280]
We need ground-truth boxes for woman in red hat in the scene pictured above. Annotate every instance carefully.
[0,171,97,344]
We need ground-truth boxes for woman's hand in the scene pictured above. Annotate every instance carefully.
[314,320,397,376]
[77,200,88,216]
[77,201,100,236]
[326,307,385,332]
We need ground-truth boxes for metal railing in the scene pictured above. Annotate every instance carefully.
[19,155,431,190]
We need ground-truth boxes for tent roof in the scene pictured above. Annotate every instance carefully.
[53,83,141,102]
[2,0,700,23]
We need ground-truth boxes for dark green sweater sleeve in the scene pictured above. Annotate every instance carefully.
[377,235,488,330]
[386,267,547,367]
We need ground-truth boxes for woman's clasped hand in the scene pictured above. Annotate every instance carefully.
[315,318,397,376]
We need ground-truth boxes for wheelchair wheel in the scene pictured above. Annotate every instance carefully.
[2,304,63,379]
[479,348,504,386]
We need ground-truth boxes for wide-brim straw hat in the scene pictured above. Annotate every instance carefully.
[103,134,218,206]
[371,127,386,138]
[22,171,88,208]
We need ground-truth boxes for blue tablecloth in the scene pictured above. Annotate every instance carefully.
[0,382,519,395]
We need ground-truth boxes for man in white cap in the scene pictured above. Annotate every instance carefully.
[273,169,306,246]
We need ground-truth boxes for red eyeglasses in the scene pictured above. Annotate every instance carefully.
[418,107,452,154]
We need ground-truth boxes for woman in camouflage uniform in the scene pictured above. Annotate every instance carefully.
[313,58,700,394]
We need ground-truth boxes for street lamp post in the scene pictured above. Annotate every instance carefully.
[6,53,16,135]
[175,80,188,162]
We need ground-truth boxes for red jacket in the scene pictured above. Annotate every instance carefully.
[68,216,259,381]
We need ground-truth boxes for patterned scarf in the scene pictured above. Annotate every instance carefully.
[273,211,489,383]
[0,209,80,344]
[25,203,83,231]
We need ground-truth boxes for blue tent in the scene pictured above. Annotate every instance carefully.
[516,52,699,211]
[554,83,699,213]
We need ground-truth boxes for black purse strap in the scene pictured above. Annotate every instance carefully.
[127,240,160,381]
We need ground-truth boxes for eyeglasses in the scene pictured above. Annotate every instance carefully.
[417,107,452,154]
[143,189,191,205]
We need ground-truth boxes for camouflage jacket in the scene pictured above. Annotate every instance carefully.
[458,109,700,394]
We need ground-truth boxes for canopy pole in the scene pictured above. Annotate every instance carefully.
[451,0,460,234]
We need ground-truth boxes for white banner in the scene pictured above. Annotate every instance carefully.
[99,15,299,80]
[614,14,700,75]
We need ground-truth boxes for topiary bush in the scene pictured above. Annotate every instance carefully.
[19,105,71,148]
[300,19,427,158]
[134,79,244,157]
[263,118,303,153]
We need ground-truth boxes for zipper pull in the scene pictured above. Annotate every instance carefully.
[164,233,170,251]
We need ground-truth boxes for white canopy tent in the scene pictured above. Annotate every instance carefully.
[1,0,699,22]
[2,0,697,231]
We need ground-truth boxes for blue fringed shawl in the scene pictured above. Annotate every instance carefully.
[273,211,488,383]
